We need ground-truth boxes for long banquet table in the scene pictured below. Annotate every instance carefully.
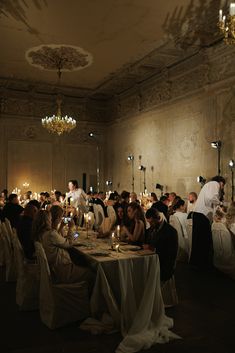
[73,229,179,353]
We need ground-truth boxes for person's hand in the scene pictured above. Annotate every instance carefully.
[68,218,75,229]
[142,244,150,250]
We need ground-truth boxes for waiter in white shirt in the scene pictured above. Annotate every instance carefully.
[66,180,87,213]
[189,175,225,269]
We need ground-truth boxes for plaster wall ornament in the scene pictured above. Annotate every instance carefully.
[25,44,93,72]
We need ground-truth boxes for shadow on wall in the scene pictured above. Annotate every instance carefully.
[0,0,48,35]
[162,0,225,50]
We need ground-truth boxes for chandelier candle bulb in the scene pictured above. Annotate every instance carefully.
[230,3,235,16]
[219,9,223,21]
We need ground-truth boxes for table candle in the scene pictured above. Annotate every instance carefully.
[88,215,91,228]
[115,244,120,255]
[117,225,120,239]
[111,232,115,250]
[219,9,222,22]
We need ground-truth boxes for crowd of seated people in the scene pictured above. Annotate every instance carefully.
[1,179,235,305]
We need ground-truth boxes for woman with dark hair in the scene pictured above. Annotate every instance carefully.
[67,179,87,212]
[32,207,94,290]
[122,202,145,244]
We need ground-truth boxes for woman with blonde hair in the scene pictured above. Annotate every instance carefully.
[32,207,95,290]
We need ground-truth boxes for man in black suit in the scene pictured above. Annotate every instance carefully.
[151,195,169,221]
[2,193,24,228]
[145,208,178,283]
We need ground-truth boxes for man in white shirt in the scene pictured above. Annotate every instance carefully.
[186,192,198,215]
[66,180,87,212]
[189,176,225,269]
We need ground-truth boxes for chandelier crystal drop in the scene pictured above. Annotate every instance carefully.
[218,3,235,44]
[41,96,76,136]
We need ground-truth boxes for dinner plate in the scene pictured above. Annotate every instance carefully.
[87,250,110,256]
[73,241,93,247]
[120,245,141,251]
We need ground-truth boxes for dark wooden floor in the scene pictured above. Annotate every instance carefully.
[1,263,235,353]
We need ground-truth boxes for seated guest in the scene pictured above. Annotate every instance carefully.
[17,203,38,260]
[151,195,169,221]
[2,193,24,228]
[212,208,235,279]
[168,195,181,218]
[93,191,107,215]
[22,191,32,207]
[187,192,198,215]
[28,199,40,210]
[145,208,178,283]
[120,190,130,226]
[106,192,116,207]
[55,190,62,202]
[1,189,8,202]
[32,207,95,291]
[129,192,139,203]
[116,205,124,226]
[150,192,158,206]
[39,192,49,209]
[122,202,145,245]
[168,192,176,206]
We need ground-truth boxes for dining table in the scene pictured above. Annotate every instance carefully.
[72,228,179,353]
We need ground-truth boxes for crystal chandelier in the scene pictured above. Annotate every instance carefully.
[218,3,235,44]
[41,69,76,135]
[42,96,76,135]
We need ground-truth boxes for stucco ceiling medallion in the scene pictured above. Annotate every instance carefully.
[25,44,93,72]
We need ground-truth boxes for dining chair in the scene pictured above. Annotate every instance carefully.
[11,229,39,310]
[35,241,90,329]
[0,222,17,281]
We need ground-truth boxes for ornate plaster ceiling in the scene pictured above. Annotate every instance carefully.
[0,0,222,99]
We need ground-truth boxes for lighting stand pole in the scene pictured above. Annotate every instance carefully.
[89,133,100,192]
[143,167,146,193]
[218,145,221,176]
[96,144,100,192]
[131,158,134,192]
[231,168,234,202]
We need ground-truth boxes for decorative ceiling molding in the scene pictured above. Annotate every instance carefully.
[25,44,93,72]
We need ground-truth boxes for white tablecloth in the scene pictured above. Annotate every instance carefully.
[76,232,179,352]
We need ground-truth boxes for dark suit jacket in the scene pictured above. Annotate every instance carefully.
[2,203,24,228]
[146,221,178,282]
[151,201,168,220]
[17,215,35,260]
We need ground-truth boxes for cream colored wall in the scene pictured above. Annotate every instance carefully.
[104,90,235,200]
[0,116,104,194]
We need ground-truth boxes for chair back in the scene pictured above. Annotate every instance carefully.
[87,211,95,229]
[107,206,117,227]
[12,230,39,310]
[170,214,189,261]
[93,204,104,227]
[4,218,13,238]
[34,241,54,305]
[212,222,234,264]
[1,222,17,281]
[0,221,5,266]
